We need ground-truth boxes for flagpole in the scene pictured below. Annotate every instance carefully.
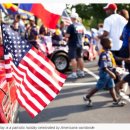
[0,9,13,123]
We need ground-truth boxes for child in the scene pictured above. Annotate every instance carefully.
[83,37,126,107]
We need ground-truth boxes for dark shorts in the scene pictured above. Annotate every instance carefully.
[111,50,122,66]
[119,46,130,72]
[68,46,82,60]
[123,74,130,86]
[119,46,129,58]
[96,70,115,90]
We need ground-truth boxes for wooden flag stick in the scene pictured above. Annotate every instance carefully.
[0,9,2,24]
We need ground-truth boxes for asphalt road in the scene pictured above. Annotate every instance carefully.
[18,59,130,123]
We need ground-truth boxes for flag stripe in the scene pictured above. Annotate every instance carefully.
[20,58,58,97]
[24,54,62,91]
[21,59,60,94]
[17,86,43,112]
[16,90,37,117]
[11,62,52,104]
[29,49,66,82]
[25,51,63,89]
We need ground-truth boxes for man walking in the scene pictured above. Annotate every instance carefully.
[65,13,85,78]
[98,3,127,66]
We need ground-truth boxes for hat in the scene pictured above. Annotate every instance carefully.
[29,16,35,21]
[70,13,79,19]
[20,13,28,20]
[103,3,117,11]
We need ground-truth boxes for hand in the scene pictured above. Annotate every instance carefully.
[110,72,116,79]
[124,58,130,63]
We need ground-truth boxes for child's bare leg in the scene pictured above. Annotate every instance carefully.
[109,87,118,102]
[86,87,98,98]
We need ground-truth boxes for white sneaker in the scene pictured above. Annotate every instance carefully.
[83,95,93,107]
[112,100,126,107]
[68,72,78,79]
[77,70,85,77]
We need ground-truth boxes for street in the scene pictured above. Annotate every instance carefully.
[18,60,130,123]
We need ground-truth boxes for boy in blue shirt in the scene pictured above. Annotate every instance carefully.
[83,37,126,107]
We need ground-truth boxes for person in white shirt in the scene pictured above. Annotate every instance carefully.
[98,3,127,66]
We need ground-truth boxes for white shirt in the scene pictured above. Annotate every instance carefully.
[103,14,127,51]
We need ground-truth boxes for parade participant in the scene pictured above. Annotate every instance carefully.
[65,13,85,79]
[83,37,126,107]
[119,10,130,72]
[25,15,39,41]
[98,3,127,67]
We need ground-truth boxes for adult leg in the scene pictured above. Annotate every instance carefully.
[68,47,78,78]
[77,47,85,77]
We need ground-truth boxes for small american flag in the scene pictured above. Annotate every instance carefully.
[1,23,67,118]
[61,10,72,26]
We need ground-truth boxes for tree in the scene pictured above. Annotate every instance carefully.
[73,3,130,28]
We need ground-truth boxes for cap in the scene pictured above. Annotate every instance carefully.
[103,3,117,11]
[20,13,28,20]
[29,16,35,21]
[70,13,79,19]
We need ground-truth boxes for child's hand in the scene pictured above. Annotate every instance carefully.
[110,73,116,79]
[124,58,130,63]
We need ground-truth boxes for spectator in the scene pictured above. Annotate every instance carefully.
[60,21,66,37]
[83,37,126,107]
[52,24,63,46]
[65,13,85,78]
[118,10,130,72]
[119,9,129,21]
[14,14,27,37]
[11,21,19,32]
[98,3,127,67]
[25,15,39,40]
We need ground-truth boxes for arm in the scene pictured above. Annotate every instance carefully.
[104,67,116,79]
[98,31,109,39]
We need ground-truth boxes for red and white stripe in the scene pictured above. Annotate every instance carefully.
[62,16,72,26]
[4,47,67,117]
[4,54,13,81]
[31,3,66,29]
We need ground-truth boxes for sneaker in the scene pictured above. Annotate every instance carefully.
[68,72,78,79]
[77,70,85,77]
[112,100,126,107]
[83,95,93,107]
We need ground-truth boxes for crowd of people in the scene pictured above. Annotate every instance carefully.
[0,3,130,108]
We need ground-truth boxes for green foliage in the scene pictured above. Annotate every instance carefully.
[73,4,130,28]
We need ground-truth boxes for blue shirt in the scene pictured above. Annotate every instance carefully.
[122,25,130,47]
[66,22,84,47]
[98,50,113,70]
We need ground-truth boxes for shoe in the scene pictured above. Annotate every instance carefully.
[77,70,85,77]
[83,95,93,107]
[112,100,126,107]
[68,72,78,79]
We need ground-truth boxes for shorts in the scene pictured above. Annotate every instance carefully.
[68,46,82,60]
[123,74,130,86]
[119,46,130,72]
[119,46,129,58]
[96,70,115,90]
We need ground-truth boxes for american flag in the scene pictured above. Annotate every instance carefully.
[61,10,72,26]
[1,23,67,118]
